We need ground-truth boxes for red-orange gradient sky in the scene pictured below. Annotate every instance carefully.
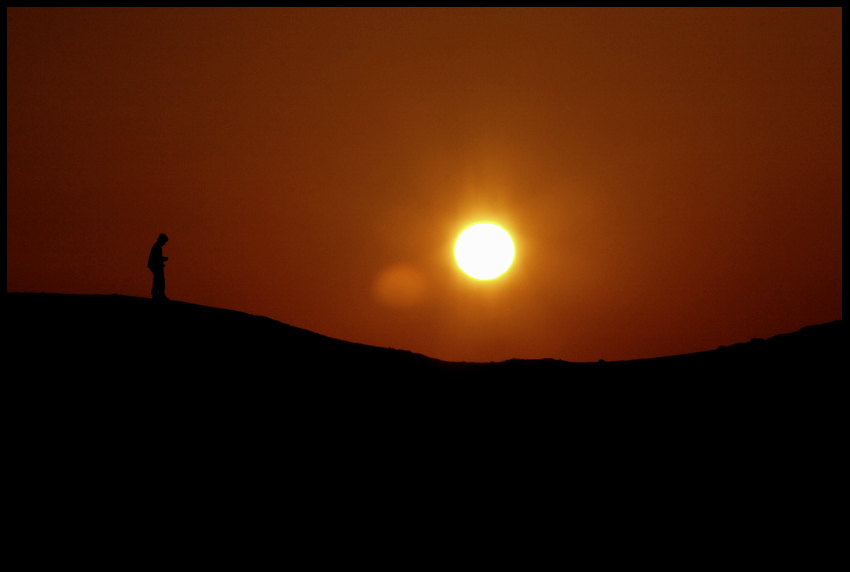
[7,8,842,362]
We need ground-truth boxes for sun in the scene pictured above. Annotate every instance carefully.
[455,223,515,280]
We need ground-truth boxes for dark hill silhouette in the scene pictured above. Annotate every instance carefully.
[9,291,841,528]
[7,292,841,383]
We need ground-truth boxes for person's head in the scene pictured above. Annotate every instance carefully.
[158,233,169,245]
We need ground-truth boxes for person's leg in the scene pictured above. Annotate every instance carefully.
[153,270,165,299]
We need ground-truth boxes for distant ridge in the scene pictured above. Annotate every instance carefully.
[6,292,842,381]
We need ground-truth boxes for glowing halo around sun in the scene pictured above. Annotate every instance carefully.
[455,223,515,280]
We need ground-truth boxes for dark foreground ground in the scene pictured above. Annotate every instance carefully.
[7,292,842,382]
[8,292,842,555]
[10,291,844,444]
[7,290,843,426]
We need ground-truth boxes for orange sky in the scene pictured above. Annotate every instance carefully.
[7,8,842,362]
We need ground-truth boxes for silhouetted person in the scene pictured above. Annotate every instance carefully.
[148,233,169,300]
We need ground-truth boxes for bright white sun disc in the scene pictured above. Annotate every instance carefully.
[455,223,515,280]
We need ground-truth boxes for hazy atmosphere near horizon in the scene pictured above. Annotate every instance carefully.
[7,8,842,363]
